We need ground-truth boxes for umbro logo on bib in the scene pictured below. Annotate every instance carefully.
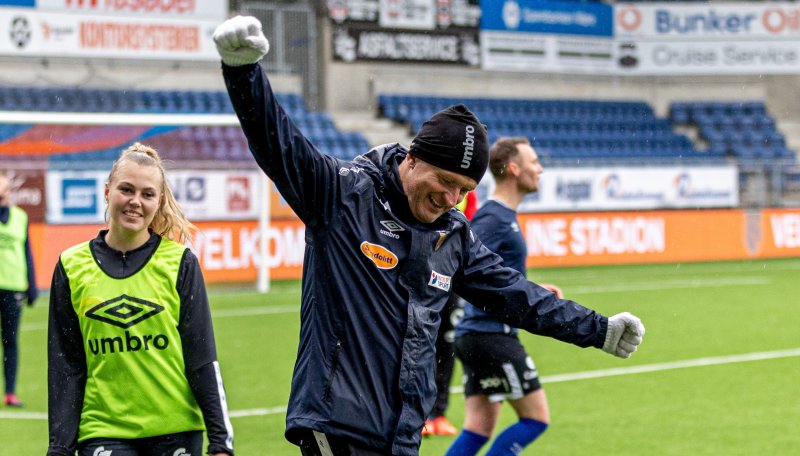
[85,295,164,329]
[85,295,170,357]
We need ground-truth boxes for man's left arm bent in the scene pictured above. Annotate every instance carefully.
[453,234,644,358]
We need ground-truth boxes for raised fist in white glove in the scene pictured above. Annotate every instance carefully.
[213,16,270,66]
[602,312,645,359]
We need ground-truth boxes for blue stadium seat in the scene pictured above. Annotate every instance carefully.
[380,93,718,163]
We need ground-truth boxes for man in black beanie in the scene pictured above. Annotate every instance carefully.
[397,104,489,223]
[406,105,488,437]
[215,16,646,456]
[410,104,489,184]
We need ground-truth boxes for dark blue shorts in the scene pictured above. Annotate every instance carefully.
[455,332,542,402]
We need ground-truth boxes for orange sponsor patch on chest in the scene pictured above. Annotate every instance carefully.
[360,241,399,270]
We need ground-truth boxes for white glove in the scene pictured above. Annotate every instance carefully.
[602,312,645,359]
[213,15,270,66]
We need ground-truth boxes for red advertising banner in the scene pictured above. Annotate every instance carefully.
[29,220,306,288]
[520,208,800,267]
[28,208,800,289]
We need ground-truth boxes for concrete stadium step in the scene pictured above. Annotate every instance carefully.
[776,120,800,160]
[329,109,414,149]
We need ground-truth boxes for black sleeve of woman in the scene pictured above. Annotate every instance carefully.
[46,260,86,456]
[24,225,37,302]
[177,249,235,455]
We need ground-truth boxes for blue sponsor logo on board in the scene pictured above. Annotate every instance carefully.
[0,1,35,7]
[482,0,613,37]
[62,178,98,215]
[556,178,592,202]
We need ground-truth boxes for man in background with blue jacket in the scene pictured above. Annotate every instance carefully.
[213,16,645,456]
[446,136,565,456]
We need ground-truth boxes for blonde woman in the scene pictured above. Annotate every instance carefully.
[47,143,234,456]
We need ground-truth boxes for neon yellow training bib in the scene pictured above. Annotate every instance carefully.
[60,237,204,442]
[0,206,29,292]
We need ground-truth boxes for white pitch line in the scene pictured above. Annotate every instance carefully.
[566,276,770,294]
[532,260,800,282]
[0,411,47,420]
[447,347,800,395]
[212,305,301,318]
[230,406,287,418]
[535,347,799,384]
[20,321,47,331]
[4,348,797,421]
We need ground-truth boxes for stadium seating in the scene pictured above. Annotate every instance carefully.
[3,85,794,171]
[379,94,716,164]
[0,86,235,114]
[669,100,796,167]
[0,86,370,166]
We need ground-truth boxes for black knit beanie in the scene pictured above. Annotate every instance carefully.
[409,104,489,184]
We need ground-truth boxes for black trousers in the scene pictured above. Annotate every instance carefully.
[431,293,462,418]
[296,429,387,456]
[0,290,23,395]
[77,431,203,456]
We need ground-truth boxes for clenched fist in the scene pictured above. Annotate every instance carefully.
[213,16,270,66]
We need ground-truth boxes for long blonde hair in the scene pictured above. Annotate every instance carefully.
[106,143,196,244]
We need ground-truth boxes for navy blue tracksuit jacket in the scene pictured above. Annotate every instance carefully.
[222,62,608,455]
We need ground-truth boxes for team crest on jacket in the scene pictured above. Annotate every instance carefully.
[360,241,398,270]
[434,230,449,251]
[428,270,451,292]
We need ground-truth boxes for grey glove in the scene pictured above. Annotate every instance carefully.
[213,15,270,66]
[602,312,645,359]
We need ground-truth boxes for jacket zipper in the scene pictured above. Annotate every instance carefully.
[323,340,342,401]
